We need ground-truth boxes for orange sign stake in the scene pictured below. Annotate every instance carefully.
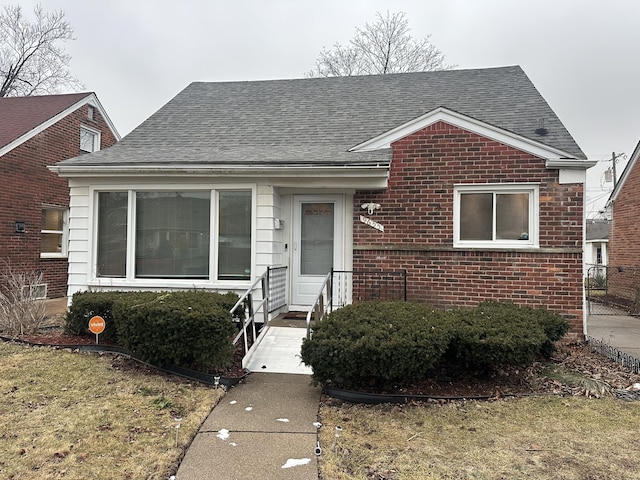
[89,316,106,344]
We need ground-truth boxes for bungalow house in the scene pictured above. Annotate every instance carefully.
[0,93,119,298]
[604,139,640,307]
[51,66,594,336]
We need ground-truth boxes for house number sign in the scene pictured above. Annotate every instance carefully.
[359,215,384,232]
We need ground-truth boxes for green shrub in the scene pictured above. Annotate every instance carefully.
[65,291,158,343]
[301,302,452,388]
[113,290,237,370]
[301,300,570,389]
[446,301,569,370]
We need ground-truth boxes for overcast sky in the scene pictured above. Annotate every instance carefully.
[18,0,640,215]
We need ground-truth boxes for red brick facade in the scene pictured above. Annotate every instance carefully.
[607,148,640,305]
[353,122,584,336]
[0,104,117,298]
[609,155,640,268]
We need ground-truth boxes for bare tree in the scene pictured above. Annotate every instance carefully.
[307,11,454,77]
[0,4,82,97]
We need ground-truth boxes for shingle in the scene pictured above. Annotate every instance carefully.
[58,66,585,167]
[0,93,92,150]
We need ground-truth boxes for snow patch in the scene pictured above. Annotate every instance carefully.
[229,400,237,405]
[276,418,290,423]
[245,406,253,411]
[216,429,230,440]
[281,458,311,469]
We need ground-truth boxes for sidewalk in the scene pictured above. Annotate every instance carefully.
[176,373,321,480]
[586,311,640,358]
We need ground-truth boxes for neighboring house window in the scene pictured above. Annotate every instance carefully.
[87,105,95,121]
[596,246,603,265]
[454,184,539,248]
[41,207,68,258]
[80,126,100,153]
[95,189,252,281]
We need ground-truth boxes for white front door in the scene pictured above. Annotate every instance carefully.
[291,195,344,307]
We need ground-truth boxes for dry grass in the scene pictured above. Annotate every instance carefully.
[318,395,640,479]
[0,342,224,480]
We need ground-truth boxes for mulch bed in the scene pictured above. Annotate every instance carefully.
[11,316,640,399]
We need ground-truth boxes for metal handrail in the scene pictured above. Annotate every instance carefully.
[230,266,288,368]
[230,271,268,355]
[306,270,333,339]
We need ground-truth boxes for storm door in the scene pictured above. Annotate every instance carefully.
[291,196,343,306]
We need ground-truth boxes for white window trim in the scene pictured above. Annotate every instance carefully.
[41,208,69,258]
[88,184,256,288]
[453,183,539,249]
[80,125,101,153]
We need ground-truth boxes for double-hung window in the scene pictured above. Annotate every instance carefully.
[454,184,539,248]
[95,189,252,281]
[41,207,68,258]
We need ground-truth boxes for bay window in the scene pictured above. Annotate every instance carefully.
[454,184,538,248]
[95,189,252,281]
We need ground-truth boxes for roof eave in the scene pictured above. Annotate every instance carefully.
[350,106,584,162]
[545,158,598,170]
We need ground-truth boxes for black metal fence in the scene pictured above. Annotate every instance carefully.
[586,336,640,375]
[332,269,407,309]
[586,265,640,316]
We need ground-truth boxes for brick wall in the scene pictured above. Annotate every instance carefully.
[609,157,640,268]
[353,121,585,336]
[608,154,640,304]
[0,103,118,298]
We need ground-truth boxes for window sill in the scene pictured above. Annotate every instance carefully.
[453,242,539,250]
[41,253,68,259]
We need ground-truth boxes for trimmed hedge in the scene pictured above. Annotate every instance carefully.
[64,290,239,370]
[301,302,452,388]
[65,291,158,343]
[445,301,550,370]
[301,300,569,388]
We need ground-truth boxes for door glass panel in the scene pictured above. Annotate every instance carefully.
[300,203,334,275]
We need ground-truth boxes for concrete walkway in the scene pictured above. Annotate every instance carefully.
[176,373,321,480]
[586,310,640,358]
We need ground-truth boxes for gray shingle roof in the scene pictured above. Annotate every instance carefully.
[57,66,585,168]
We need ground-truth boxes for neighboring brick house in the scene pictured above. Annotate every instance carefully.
[605,140,640,304]
[0,93,119,298]
[51,66,594,336]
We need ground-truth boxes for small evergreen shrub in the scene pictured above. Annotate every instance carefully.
[301,300,570,388]
[64,291,158,343]
[445,301,569,370]
[446,304,544,370]
[301,302,452,388]
[113,290,237,370]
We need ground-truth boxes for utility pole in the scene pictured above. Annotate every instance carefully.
[610,152,625,187]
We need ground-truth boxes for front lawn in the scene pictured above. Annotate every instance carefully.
[0,342,223,479]
[318,395,640,479]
